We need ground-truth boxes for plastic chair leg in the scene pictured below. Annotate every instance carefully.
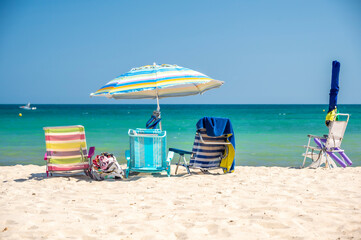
[182,155,191,175]
[175,155,182,174]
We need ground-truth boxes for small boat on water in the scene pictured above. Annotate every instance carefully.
[19,103,36,110]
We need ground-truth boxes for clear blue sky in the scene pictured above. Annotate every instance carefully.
[1,0,360,104]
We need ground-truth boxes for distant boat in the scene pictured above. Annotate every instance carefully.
[19,103,36,110]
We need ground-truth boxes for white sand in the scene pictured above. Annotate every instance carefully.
[0,165,360,239]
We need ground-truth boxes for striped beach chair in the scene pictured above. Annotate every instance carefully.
[43,125,95,177]
[169,128,231,174]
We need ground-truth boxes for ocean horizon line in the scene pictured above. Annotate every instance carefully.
[2,103,361,106]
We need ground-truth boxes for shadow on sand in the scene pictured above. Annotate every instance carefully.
[13,171,93,183]
[9,166,227,183]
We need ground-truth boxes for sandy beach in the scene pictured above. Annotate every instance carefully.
[0,165,360,239]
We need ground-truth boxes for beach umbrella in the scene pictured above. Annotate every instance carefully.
[325,61,340,126]
[328,60,340,113]
[91,63,223,129]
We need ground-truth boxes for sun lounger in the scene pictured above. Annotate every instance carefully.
[43,125,95,177]
[302,113,352,168]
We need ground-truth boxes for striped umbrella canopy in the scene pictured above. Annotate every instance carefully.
[91,63,223,103]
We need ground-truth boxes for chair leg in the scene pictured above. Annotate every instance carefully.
[326,155,337,168]
[307,151,325,169]
[46,164,50,177]
[325,155,330,168]
[125,168,130,178]
[325,153,338,169]
[175,155,182,175]
[183,155,191,175]
[302,137,312,168]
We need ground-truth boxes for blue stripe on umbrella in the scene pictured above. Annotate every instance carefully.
[115,66,207,77]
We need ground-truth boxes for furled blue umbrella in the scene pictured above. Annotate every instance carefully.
[328,60,340,112]
[325,60,340,126]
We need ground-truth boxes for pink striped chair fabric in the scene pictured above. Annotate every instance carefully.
[43,125,95,177]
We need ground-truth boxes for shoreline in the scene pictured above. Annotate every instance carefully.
[1,165,360,239]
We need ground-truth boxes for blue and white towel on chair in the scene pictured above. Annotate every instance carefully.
[191,117,236,172]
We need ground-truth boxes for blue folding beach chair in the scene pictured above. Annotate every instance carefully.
[169,117,236,174]
[125,128,171,178]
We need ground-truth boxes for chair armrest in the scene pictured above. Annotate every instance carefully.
[168,148,192,155]
[125,150,130,160]
[336,113,350,122]
[303,145,322,151]
[87,146,95,159]
[307,134,326,139]
[166,151,174,166]
[125,150,130,166]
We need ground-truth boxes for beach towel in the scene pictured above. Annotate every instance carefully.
[90,153,124,180]
[146,111,162,129]
[196,117,236,172]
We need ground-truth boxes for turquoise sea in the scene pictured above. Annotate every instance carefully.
[0,104,360,167]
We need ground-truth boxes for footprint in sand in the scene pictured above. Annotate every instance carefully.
[27,225,39,230]
[5,220,18,225]
[140,235,157,240]
[259,221,290,229]
[182,221,195,228]
[207,223,219,234]
[82,235,98,240]
[174,231,188,240]
[80,214,98,221]
[173,200,186,206]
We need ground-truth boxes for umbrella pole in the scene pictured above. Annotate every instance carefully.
[156,96,162,130]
